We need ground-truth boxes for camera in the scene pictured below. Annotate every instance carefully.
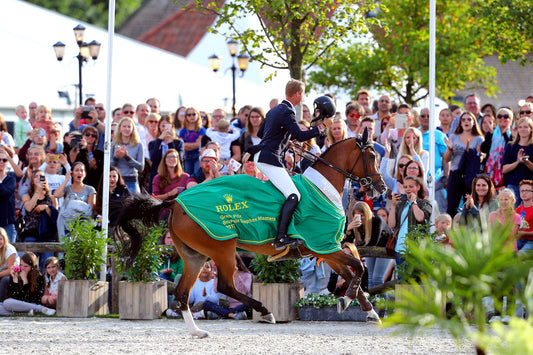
[40,175,45,183]
[70,133,82,149]
[400,194,408,202]
[81,105,94,119]
[13,266,21,272]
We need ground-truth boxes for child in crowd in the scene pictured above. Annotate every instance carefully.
[516,180,533,255]
[179,107,206,175]
[41,256,67,309]
[206,119,241,168]
[434,213,452,245]
[32,105,56,141]
[488,188,521,248]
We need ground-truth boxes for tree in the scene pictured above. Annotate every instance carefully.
[24,0,142,29]
[195,0,381,80]
[308,0,498,106]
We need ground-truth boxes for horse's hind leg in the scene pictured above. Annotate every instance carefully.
[212,252,275,324]
[171,236,209,338]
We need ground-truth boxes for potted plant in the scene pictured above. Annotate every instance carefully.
[57,216,110,317]
[296,293,387,321]
[249,255,303,322]
[114,222,167,320]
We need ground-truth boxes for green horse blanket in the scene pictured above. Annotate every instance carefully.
[175,175,345,254]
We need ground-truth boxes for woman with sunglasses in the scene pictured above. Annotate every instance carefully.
[502,117,533,206]
[179,107,206,175]
[444,111,484,217]
[481,107,514,187]
[80,126,103,189]
[518,102,533,119]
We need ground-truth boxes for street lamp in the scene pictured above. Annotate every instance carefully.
[53,24,101,106]
[208,39,249,117]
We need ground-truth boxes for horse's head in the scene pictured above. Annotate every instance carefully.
[353,128,387,198]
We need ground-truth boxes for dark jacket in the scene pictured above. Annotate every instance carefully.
[393,198,432,231]
[0,173,16,227]
[343,214,392,247]
[254,100,321,167]
[8,276,44,304]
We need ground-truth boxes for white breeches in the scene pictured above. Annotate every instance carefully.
[254,154,301,200]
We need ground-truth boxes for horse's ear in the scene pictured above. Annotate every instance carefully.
[361,127,369,144]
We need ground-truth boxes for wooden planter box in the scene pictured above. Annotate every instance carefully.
[298,305,368,321]
[57,280,109,317]
[119,280,167,320]
[252,282,303,322]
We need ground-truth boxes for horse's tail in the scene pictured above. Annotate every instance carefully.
[114,194,174,265]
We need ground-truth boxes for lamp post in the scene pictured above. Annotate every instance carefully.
[53,24,101,106]
[208,39,249,118]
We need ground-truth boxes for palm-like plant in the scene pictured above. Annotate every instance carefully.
[384,222,533,353]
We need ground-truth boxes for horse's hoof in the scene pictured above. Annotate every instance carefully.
[259,313,276,324]
[192,330,210,338]
[337,296,350,314]
[366,309,382,324]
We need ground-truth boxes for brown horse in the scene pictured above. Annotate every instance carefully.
[115,129,386,338]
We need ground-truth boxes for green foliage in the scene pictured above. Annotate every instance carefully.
[113,222,166,283]
[384,222,533,346]
[195,0,383,79]
[24,0,142,29]
[250,254,300,283]
[63,217,109,280]
[295,292,386,309]
[309,0,498,105]
[395,223,434,282]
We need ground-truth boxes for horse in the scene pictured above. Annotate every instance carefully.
[115,129,387,338]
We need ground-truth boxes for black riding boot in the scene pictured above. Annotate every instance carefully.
[274,193,301,250]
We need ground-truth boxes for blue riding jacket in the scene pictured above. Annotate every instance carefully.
[254,100,322,167]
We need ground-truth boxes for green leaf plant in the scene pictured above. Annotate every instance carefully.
[250,254,301,284]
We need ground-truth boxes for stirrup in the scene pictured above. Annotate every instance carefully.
[273,236,301,251]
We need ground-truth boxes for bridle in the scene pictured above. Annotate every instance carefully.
[292,138,383,192]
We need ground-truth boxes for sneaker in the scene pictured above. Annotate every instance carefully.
[190,301,204,313]
[42,307,56,316]
[206,311,220,320]
[488,315,501,323]
[166,309,181,318]
[28,309,34,316]
[193,311,205,319]
[234,311,247,320]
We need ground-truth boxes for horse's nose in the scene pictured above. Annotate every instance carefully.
[377,180,387,194]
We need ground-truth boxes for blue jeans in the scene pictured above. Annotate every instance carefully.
[203,300,247,318]
[2,224,16,243]
[183,153,200,175]
[365,257,390,289]
[517,239,533,255]
[124,181,140,195]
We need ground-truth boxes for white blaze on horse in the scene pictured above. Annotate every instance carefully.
[115,128,387,338]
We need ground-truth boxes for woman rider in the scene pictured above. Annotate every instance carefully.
[250,79,335,250]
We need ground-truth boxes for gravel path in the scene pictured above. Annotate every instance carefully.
[0,317,474,354]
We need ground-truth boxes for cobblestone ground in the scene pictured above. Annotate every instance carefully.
[0,317,474,354]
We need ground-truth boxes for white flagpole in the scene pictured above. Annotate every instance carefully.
[100,0,116,281]
[429,0,436,227]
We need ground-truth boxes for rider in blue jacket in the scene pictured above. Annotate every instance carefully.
[251,79,336,250]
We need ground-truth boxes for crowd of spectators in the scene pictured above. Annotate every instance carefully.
[1,90,532,318]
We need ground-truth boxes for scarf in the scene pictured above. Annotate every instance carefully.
[485,126,506,187]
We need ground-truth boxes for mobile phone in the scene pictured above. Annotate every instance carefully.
[40,175,45,183]
[81,105,94,119]
[400,194,408,202]
[162,123,172,132]
[354,215,361,223]
[395,113,409,129]
[229,158,242,172]
[70,134,82,149]
[13,266,21,272]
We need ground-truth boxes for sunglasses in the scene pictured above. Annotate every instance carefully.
[461,117,472,121]
[420,114,429,118]
[95,107,104,111]
[147,120,158,124]
[123,110,134,114]
[84,133,98,138]
[520,110,532,115]
[0,158,8,163]
[348,113,360,118]
[187,113,197,117]
[497,114,510,119]
[398,163,407,169]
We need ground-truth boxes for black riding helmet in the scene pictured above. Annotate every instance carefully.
[313,96,336,122]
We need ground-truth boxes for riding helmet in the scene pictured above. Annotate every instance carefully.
[313,96,336,120]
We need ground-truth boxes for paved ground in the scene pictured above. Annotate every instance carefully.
[0,317,474,354]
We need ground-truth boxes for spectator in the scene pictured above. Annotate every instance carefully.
[236,107,265,162]
[41,256,66,310]
[94,166,131,226]
[0,114,15,159]
[299,257,331,296]
[345,103,364,138]
[327,242,364,295]
[28,102,38,126]
[43,154,68,196]
[518,102,533,120]
[81,126,104,189]
[179,107,206,175]
[206,119,241,169]
[111,117,144,194]
[230,105,251,132]
[200,111,212,129]
[0,252,55,316]
[388,176,432,267]
[481,103,497,120]
[18,146,46,201]
[148,115,185,192]
[480,114,496,136]
[54,163,96,239]
[173,106,186,131]
[14,105,31,149]
[460,175,499,229]
[158,230,183,283]
[146,97,160,115]
[32,105,55,142]
[396,127,428,181]
[444,111,484,217]
[112,108,122,123]
[188,261,219,320]
[370,95,392,137]
[502,117,533,206]
[186,148,222,188]
[145,112,160,146]
[450,94,483,133]
[449,104,462,120]
[434,213,452,245]
[437,108,453,135]
[0,146,22,178]
[322,118,347,152]
[380,104,415,147]
[344,201,392,290]
[152,149,189,201]
[0,150,16,243]
[488,188,521,241]
[376,207,389,222]
[481,107,514,187]
[516,180,533,255]
[379,148,413,197]
[0,228,17,301]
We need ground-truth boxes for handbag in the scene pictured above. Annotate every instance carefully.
[385,209,409,256]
